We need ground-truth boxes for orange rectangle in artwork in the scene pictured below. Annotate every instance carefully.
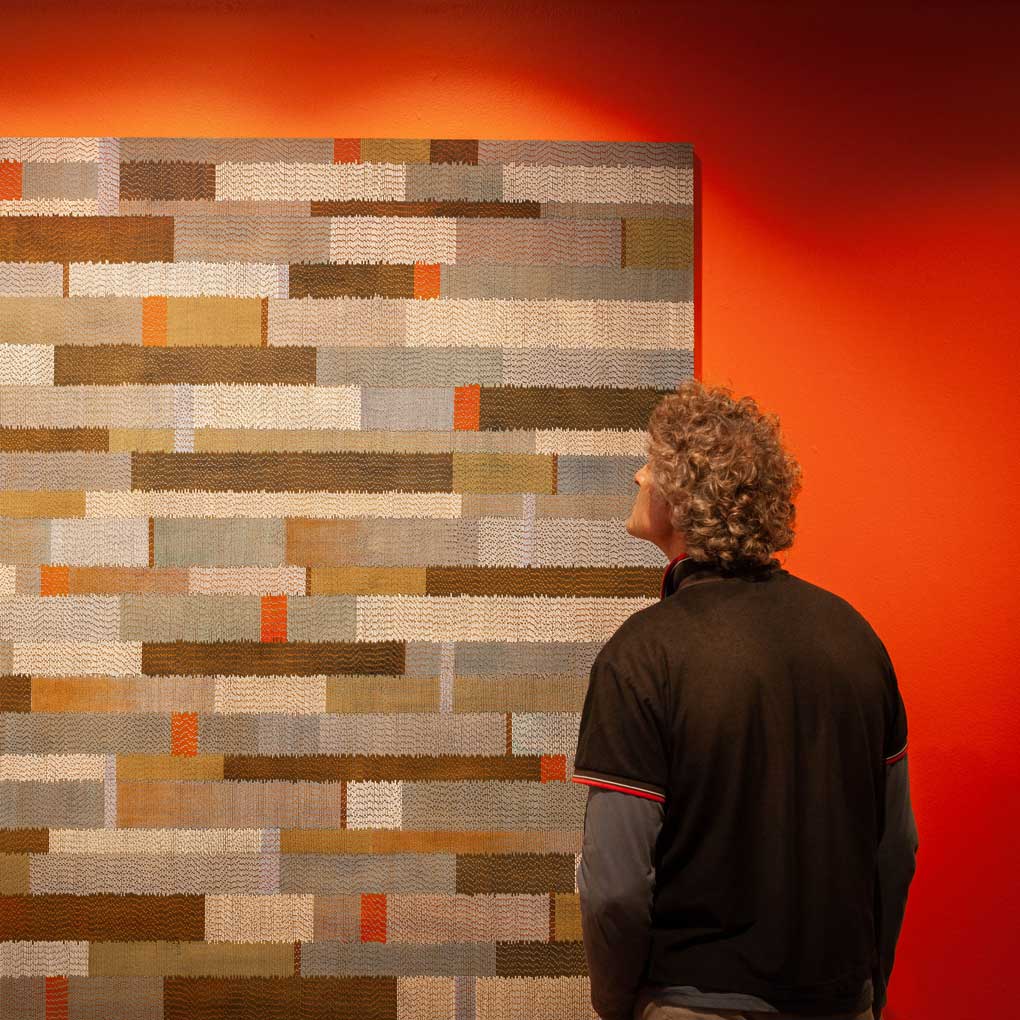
[333,138,361,163]
[39,565,71,596]
[44,975,68,1020]
[261,594,288,642]
[142,296,168,346]
[171,712,199,757]
[0,160,23,200]
[540,755,568,782]
[413,263,441,299]
[453,385,480,430]
[360,893,387,942]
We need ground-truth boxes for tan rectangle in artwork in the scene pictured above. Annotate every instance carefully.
[451,453,555,494]
[309,566,428,595]
[117,754,225,780]
[88,939,296,977]
[623,217,694,268]
[0,490,86,518]
[166,297,264,346]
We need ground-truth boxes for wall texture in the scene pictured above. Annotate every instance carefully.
[2,2,1018,1018]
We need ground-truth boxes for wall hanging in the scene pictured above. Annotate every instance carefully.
[0,136,694,1019]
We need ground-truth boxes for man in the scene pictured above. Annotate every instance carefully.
[571,379,919,1020]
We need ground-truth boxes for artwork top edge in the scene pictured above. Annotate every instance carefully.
[0,137,694,168]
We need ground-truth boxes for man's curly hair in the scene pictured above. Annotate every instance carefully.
[645,379,803,572]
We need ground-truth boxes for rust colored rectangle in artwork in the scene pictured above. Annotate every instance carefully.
[141,640,405,676]
[0,160,22,199]
[0,893,204,941]
[53,345,318,385]
[0,216,175,263]
[119,161,217,201]
[332,138,361,163]
[309,200,541,217]
[131,452,454,493]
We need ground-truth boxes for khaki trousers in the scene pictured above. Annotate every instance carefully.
[632,987,875,1020]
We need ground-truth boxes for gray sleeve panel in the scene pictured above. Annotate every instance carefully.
[576,786,664,1020]
[873,753,920,1014]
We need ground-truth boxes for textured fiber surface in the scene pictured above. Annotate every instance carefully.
[0,137,694,1018]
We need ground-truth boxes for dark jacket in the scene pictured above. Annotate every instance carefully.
[572,555,919,1019]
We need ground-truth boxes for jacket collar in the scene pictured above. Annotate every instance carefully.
[660,553,781,599]
[660,553,715,599]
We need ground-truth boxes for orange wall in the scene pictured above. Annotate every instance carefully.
[5,3,1019,1016]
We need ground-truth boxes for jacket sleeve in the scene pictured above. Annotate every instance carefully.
[576,785,665,1020]
[571,651,670,804]
[872,643,918,1016]
[872,753,919,1016]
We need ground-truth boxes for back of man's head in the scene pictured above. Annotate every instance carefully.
[646,379,803,572]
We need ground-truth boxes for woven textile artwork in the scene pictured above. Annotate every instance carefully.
[0,137,694,1019]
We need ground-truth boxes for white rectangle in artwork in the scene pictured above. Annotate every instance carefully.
[215,162,407,201]
[503,163,693,204]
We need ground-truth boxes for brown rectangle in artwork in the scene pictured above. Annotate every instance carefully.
[455,853,578,894]
[0,829,48,856]
[478,385,670,430]
[0,427,108,451]
[495,940,588,975]
[429,139,480,164]
[119,161,217,201]
[0,893,204,940]
[223,753,543,782]
[309,200,541,218]
[54,345,318,385]
[289,263,415,298]
[163,977,399,1020]
[140,640,405,676]
[425,566,660,597]
[0,675,32,712]
[132,452,454,493]
[0,216,175,263]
